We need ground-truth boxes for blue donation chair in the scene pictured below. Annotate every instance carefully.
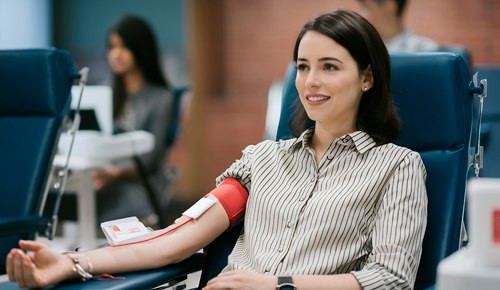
[0,49,79,273]
[1,52,473,290]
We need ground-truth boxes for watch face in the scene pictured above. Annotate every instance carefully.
[277,276,295,289]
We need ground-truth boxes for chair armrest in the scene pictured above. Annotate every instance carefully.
[0,252,205,290]
[0,216,48,237]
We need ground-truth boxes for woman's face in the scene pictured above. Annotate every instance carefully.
[295,31,371,130]
[107,33,137,75]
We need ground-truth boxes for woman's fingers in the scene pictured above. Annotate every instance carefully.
[12,250,27,288]
[19,240,44,252]
[6,249,16,281]
[22,255,39,289]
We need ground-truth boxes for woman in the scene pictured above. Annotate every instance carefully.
[94,16,174,224]
[6,10,426,290]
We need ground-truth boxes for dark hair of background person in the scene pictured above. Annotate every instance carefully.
[107,15,169,120]
[357,0,407,18]
[291,9,401,145]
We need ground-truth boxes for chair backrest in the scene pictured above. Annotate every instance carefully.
[165,86,190,148]
[0,48,76,272]
[437,45,471,65]
[277,52,472,289]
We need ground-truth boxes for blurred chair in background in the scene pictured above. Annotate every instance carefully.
[263,80,284,141]
[0,48,79,274]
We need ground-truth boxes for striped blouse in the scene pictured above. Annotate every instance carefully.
[216,128,428,290]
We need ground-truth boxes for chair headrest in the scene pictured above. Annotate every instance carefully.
[0,48,77,117]
[391,52,472,152]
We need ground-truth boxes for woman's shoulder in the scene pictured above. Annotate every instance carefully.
[241,138,297,156]
[372,142,426,170]
[140,83,173,100]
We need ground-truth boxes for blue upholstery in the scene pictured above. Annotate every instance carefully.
[0,49,77,273]
[166,87,190,148]
[2,53,472,290]
[437,45,471,65]
[474,65,500,178]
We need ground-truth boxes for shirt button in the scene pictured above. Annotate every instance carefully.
[286,221,292,228]
[278,248,283,252]
[310,177,315,182]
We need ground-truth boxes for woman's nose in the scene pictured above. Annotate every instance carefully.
[304,70,321,88]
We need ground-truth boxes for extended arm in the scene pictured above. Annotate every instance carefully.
[7,201,229,288]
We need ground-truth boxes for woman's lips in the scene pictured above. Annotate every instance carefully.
[306,95,330,106]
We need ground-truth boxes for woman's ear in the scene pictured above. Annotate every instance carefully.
[361,64,374,92]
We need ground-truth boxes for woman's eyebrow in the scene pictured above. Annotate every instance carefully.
[319,57,343,63]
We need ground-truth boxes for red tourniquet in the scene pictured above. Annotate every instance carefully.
[205,177,249,231]
[111,178,248,246]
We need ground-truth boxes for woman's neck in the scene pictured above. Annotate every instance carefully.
[309,121,356,164]
[123,69,144,95]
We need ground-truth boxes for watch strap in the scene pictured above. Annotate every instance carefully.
[277,276,295,290]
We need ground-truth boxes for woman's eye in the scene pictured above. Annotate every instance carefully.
[297,64,309,71]
[324,64,337,71]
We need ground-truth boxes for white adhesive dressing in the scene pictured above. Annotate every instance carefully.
[182,195,219,219]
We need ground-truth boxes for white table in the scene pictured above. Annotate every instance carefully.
[51,130,155,249]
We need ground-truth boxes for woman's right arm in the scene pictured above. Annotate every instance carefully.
[7,201,230,289]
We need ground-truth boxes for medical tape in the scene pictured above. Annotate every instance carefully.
[183,195,218,219]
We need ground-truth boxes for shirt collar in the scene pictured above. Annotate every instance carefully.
[286,127,377,154]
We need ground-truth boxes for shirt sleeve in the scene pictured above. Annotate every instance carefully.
[215,144,255,192]
[351,151,428,290]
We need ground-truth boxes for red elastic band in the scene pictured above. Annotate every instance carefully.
[205,177,248,231]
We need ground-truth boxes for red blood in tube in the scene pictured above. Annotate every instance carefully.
[493,209,500,245]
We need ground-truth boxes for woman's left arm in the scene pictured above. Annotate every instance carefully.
[349,151,428,290]
[203,270,362,290]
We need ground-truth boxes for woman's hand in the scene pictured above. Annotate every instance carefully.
[203,270,277,290]
[7,240,75,289]
[93,167,122,190]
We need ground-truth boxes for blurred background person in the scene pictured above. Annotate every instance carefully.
[94,15,174,226]
[358,0,439,52]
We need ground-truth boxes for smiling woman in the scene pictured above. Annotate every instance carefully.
[291,10,400,148]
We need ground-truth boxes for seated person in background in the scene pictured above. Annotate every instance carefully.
[7,9,427,290]
[358,0,439,52]
[94,16,174,225]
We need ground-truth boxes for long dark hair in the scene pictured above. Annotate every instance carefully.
[107,16,169,119]
[291,9,401,145]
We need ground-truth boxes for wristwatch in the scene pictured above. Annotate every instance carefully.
[277,276,296,290]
